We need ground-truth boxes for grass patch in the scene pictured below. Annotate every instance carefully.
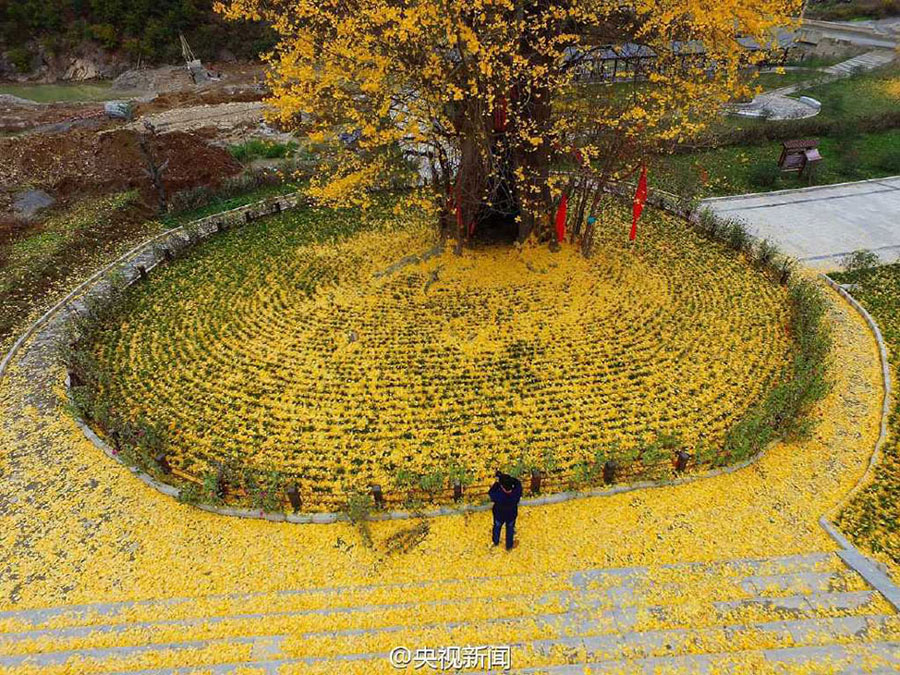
[806,0,900,20]
[0,174,310,347]
[165,179,306,227]
[0,192,146,341]
[228,139,299,163]
[753,69,825,91]
[0,82,128,103]
[796,63,900,124]
[653,128,900,197]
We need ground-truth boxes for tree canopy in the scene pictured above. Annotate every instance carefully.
[220,0,799,245]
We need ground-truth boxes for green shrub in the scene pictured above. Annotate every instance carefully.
[7,47,32,73]
[177,482,203,505]
[419,470,446,494]
[503,454,529,478]
[724,220,752,252]
[748,162,780,190]
[697,208,723,239]
[755,239,778,269]
[841,249,881,274]
[877,150,900,174]
[673,111,900,153]
[89,23,118,49]
[447,462,474,487]
[724,276,832,459]
[202,471,225,506]
[229,140,298,163]
[245,470,284,513]
[344,492,375,547]
[572,461,597,486]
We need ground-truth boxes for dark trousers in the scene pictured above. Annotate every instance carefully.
[492,517,516,549]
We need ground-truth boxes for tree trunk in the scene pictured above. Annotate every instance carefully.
[513,0,555,242]
[445,98,491,252]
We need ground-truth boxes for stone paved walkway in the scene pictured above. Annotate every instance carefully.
[801,19,900,50]
[702,176,900,269]
[731,49,896,120]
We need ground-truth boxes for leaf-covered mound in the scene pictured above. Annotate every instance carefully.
[84,201,792,510]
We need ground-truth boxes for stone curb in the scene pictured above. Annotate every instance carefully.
[46,184,787,524]
[7,184,823,525]
[815,275,900,611]
[0,192,305,381]
[699,175,900,204]
[801,19,900,47]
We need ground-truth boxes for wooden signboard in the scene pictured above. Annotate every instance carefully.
[778,139,822,178]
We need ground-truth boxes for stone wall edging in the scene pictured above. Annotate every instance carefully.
[816,274,900,610]
[7,182,812,524]
[60,182,784,523]
[700,175,900,204]
[0,191,306,382]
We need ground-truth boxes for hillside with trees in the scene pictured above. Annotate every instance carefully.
[0,0,274,76]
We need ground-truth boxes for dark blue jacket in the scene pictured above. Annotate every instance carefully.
[489,478,522,522]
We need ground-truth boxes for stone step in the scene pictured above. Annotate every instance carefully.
[517,641,900,674]
[2,590,895,672]
[519,614,900,664]
[0,584,884,660]
[824,50,896,75]
[76,621,900,675]
[0,577,872,658]
[0,600,598,657]
[0,635,273,672]
[0,553,844,633]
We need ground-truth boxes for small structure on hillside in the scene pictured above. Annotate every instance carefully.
[566,29,797,84]
[180,33,219,85]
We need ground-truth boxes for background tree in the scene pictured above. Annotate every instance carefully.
[0,0,275,66]
[218,0,798,246]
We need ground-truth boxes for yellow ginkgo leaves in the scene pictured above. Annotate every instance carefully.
[86,202,790,510]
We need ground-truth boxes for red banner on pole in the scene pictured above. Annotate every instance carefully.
[493,96,508,132]
[630,165,648,242]
[555,194,568,243]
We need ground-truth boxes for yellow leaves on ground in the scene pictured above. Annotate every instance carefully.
[0,240,887,613]
[885,76,900,100]
[87,205,790,509]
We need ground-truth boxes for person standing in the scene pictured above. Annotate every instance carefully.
[489,472,522,550]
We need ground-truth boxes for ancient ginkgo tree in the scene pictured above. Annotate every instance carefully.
[217,0,797,246]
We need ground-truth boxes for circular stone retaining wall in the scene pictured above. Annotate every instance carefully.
[54,187,802,521]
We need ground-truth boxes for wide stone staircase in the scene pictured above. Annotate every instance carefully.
[0,552,898,674]
[823,50,897,77]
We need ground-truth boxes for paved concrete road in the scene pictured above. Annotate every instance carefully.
[701,177,900,270]
[801,19,898,49]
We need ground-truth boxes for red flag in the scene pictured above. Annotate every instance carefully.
[555,194,568,243]
[492,96,508,132]
[630,165,647,242]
